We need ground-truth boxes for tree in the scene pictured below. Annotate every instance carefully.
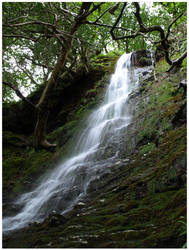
[108,3,186,69]
[3,2,104,149]
[2,2,187,149]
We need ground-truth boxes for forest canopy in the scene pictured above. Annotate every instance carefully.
[2,2,187,149]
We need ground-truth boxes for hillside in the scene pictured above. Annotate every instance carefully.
[3,55,186,248]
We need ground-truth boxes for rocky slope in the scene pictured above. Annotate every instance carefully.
[3,54,186,248]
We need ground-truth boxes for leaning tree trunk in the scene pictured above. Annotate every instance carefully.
[34,3,92,149]
[34,41,72,149]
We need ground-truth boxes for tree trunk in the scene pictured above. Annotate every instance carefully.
[34,3,92,149]
[34,109,54,149]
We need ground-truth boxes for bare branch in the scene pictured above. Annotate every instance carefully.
[109,3,120,15]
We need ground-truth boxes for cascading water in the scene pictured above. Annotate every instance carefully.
[3,53,153,233]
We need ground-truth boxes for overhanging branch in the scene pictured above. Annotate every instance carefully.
[3,81,36,109]
[110,2,173,65]
[3,34,38,42]
[110,3,127,40]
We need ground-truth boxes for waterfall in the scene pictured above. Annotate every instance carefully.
[3,53,152,233]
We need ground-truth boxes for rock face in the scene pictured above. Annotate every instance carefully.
[130,50,154,67]
[130,49,163,67]
[3,56,186,248]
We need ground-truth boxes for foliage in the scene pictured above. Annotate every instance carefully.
[2,2,187,102]
[139,143,156,155]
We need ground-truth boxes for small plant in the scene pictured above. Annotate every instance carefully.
[139,142,156,155]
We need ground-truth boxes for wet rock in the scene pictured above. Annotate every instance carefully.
[74,202,85,210]
[47,242,52,247]
[99,199,105,203]
[142,71,149,76]
[123,158,130,163]
[77,202,85,206]
[130,50,154,67]
[115,161,121,165]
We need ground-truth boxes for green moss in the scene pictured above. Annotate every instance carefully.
[155,58,170,72]
[139,143,156,155]
[3,132,55,198]
[91,53,119,72]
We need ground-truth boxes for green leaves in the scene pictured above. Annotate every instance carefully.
[3,2,187,102]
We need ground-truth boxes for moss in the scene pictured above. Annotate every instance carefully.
[91,54,119,73]
[139,142,156,155]
[155,58,170,73]
[3,131,25,146]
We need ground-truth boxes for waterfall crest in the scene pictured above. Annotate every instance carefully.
[3,53,152,233]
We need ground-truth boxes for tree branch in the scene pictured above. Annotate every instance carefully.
[133,2,144,29]
[167,51,187,72]
[94,4,116,23]
[3,81,36,109]
[82,3,104,19]
[6,15,28,23]
[85,20,131,32]
[3,34,37,42]
[58,6,77,18]
[3,20,57,30]
[166,12,185,39]
[110,2,173,65]
[23,54,54,70]
[110,3,127,40]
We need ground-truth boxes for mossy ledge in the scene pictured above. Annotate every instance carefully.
[3,57,186,248]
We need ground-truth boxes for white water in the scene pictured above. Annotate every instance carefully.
[3,53,152,233]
